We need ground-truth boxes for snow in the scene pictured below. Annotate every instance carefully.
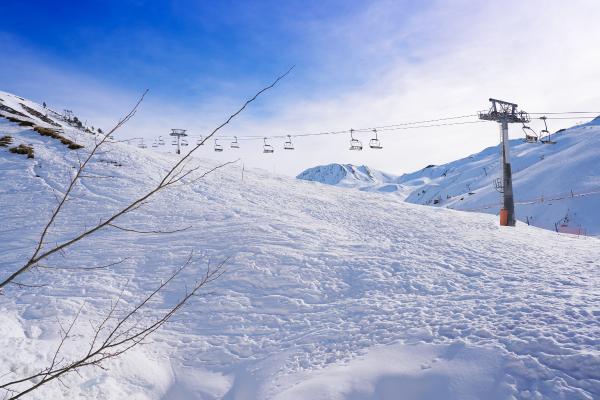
[298,123,600,235]
[297,163,407,195]
[1,92,600,399]
[0,90,75,130]
[272,343,513,400]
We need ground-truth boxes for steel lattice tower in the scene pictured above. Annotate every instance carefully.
[479,99,529,226]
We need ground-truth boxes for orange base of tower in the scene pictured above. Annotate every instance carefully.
[499,209,509,226]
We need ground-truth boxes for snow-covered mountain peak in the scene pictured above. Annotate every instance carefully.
[296,163,408,195]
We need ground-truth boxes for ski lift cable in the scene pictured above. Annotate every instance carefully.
[178,113,481,140]
[219,120,487,141]
[531,116,599,120]
[529,111,600,115]
[151,110,598,144]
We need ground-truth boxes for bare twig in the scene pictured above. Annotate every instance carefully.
[0,90,149,290]
[0,67,292,290]
[36,258,131,271]
[0,256,226,399]
[107,223,192,235]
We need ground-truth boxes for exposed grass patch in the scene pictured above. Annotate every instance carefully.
[3,116,35,127]
[0,103,28,118]
[33,126,84,150]
[0,135,13,147]
[19,103,61,127]
[9,144,34,158]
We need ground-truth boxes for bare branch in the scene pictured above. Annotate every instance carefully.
[0,90,149,290]
[107,223,192,235]
[36,258,130,271]
[1,68,291,289]
[0,256,226,400]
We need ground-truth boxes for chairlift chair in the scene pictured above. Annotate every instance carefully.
[493,177,504,193]
[214,138,224,152]
[158,136,165,146]
[196,136,204,146]
[171,139,178,145]
[539,116,556,144]
[138,139,147,149]
[522,123,538,143]
[231,136,240,149]
[284,135,294,150]
[181,139,189,146]
[152,141,158,148]
[369,129,382,149]
[263,137,274,153]
[349,129,362,150]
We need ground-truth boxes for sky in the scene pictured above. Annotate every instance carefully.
[1,0,600,176]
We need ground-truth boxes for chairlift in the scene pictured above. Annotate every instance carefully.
[493,177,504,193]
[369,129,382,149]
[522,122,538,143]
[138,139,147,149]
[284,135,294,150]
[158,136,165,146]
[230,136,240,149]
[152,141,158,148]
[263,137,274,153]
[196,136,204,146]
[349,129,362,150]
[181,139,189,146]
[171,139,178,145]
[539,116,556,144]
[214,138,224,152]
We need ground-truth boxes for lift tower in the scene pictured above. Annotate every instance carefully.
[479,99,529,226]
[169,129,188,155]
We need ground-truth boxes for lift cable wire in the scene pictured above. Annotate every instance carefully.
[150,110,598,143]
[529,111,600,115]
[179,116,486,142]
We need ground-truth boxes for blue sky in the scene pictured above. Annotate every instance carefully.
[1,1,600,175]
[1,1,423,102]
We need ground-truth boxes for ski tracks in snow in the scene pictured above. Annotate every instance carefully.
[1,123,599,399]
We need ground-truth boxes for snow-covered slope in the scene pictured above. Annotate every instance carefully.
[0,90,96,132]
[299,123,600,235]
[1,94,600,400]
[297,163,408,195]
[398,124,600,235]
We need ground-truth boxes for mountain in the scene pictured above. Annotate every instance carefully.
[296,163,408,195]
[1,91,600,399]
[299,123,600,235]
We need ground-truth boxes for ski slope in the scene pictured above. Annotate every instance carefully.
[298,122,600,236]
[1,94,600,399]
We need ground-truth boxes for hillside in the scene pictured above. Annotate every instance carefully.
[298,123,600,236]
[0,90,96,132]
[1,93,600,399]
